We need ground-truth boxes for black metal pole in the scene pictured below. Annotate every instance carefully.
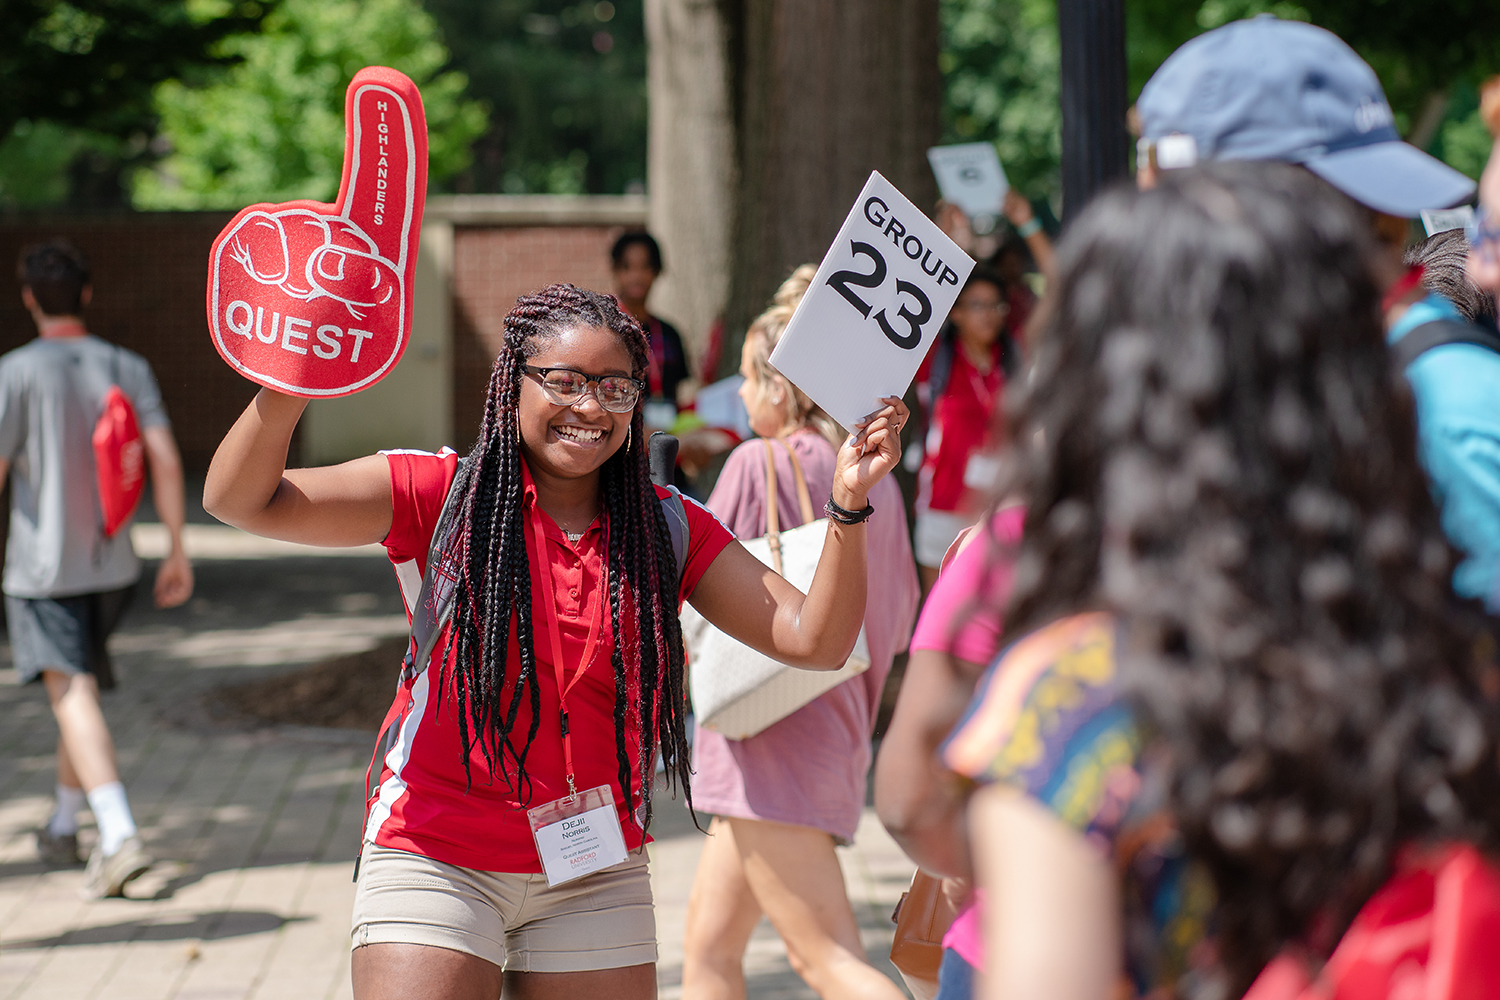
[1057,0,1129,225]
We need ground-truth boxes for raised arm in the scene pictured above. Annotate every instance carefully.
[875,647,986,878]
[203,388,392,546]
[972,785,1121,1000]
[1003,189,1055,286]
[687,398,907,670]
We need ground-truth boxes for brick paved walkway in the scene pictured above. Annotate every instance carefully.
[0,531,914,999]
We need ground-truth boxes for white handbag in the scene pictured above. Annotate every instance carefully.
[682,438,870,739]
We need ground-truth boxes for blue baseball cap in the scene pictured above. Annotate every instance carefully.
[1137,16,1475,217]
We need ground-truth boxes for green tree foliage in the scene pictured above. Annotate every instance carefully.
[420,0,646,194]
[939,0,1061,202]
[0,0,272,207]
[134,0,487,209]
[0,0,269,139]
[1127,0,1500,179]
[942,0,1500,206]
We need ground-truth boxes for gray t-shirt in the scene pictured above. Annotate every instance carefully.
[0,335,170,598]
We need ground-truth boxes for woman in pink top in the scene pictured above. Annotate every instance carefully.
[876,504,1024,1000]
[682,267,921,1000]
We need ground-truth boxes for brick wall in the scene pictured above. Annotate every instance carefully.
[0,213,280,473]
[450,225,624,443]
[0,213,633,470]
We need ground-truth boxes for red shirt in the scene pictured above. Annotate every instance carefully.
[917,343,1004,513]
[366,449,733,872]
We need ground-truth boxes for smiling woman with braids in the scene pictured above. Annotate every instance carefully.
[203,283,906,1000]
[940,164,1500,1000]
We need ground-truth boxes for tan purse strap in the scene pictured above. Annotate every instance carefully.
[779,437,816,524]
[761,439,784,576]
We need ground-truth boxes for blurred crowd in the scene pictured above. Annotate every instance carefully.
[668,15,1500,1000]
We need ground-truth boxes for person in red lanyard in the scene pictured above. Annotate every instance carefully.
[913,269,1014,597]
[611,232,690,420]
[203,282,907,1000]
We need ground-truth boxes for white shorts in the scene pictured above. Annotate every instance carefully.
[914,508,978,568]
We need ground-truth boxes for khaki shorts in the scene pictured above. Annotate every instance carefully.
[351,844,656,973]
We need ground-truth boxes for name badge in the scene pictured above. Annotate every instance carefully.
[963,450,1002,491]
[527,784,629,887]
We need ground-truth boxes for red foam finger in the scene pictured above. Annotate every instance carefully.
[336,68,426,264]
[205,66,428,398]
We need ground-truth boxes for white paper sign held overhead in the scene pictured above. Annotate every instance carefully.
[927,143,1008,227]
[769,171,976,430]
[1420,206,1475,238]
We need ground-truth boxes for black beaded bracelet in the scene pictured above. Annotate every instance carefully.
[825,496,875,525]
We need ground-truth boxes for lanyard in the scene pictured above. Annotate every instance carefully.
[526,500,607,798]
[963,350,1000,412]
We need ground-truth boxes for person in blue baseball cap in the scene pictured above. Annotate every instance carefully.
[1136,16,1500,609]
[1135,15,1475,216]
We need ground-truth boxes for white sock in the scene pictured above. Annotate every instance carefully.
[85,781,138,855]
[49,784,86,837]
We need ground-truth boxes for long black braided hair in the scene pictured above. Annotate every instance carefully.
[437,282,692,830]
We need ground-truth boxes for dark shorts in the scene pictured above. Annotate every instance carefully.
[7,586,135,689]
[935,947,974,1000]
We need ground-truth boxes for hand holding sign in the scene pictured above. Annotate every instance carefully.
[769,171,976,430]
[927,143,1008,234]
[207,66,428,397]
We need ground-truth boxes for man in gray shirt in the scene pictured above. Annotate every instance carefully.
[2,240,193,898]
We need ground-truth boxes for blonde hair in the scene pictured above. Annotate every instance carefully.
[744,265,846,448]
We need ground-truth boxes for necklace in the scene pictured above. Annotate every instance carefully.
[561,513,599,543]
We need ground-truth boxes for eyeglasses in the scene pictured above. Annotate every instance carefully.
[954,300,1007,314]
[523,365,646,413]
[1466,205,1500,264]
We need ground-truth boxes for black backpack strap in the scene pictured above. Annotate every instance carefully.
[359,458,468,879]
[1391,319,1500,370]
[403,459,469,681]
[659,487,689,586]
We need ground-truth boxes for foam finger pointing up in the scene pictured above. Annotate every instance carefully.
[336,67,428,271]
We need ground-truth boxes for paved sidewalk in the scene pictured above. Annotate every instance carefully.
[0,538,915,999]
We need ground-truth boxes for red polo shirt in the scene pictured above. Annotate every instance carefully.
[916,344,1005,513]
[366,448,733,872]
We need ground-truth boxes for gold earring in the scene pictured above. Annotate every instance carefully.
[626,425,632,451]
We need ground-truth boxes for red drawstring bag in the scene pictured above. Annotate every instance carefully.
[93,384,144,537]
[1243,844,1500,1000]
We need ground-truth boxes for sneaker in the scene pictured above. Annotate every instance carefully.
[35,826,81,866]
[80,837,153,900]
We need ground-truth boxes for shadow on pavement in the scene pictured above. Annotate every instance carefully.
[3,909,307,949]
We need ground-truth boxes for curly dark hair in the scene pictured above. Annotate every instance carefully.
[438,282,691,830]
[997,162,1500,992]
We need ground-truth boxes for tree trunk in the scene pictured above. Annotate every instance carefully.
[646,0,942,380]
[645,0,737,369]
[722,0,942,372]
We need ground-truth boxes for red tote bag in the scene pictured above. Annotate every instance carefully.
[93,384,145,538]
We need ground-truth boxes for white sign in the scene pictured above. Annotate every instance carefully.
[1421,206,1475,238]
[769,171,976,430]
[927,143,1008,226]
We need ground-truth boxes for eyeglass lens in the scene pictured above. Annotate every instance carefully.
[541,370,640,411]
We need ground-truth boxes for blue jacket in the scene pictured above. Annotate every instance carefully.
[1388,293,1500,602]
